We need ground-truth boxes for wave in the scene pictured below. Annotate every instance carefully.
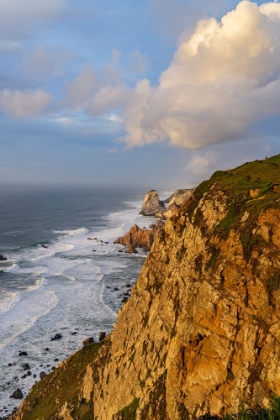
[0,290,58,350]
[0,291,20,314]
[0,261,16,272]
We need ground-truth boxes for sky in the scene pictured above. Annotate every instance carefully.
[0,0,280,189]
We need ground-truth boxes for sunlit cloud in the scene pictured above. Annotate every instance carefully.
[0,89,50,117]
[67,1,280,150]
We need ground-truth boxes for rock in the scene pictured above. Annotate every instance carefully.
[125,244,138,254]
[99,332,106,342]
[10,389,23,399]
[51,333,62,341]
[83,337,94,346]
[18,351,27,357]
[70,332,77,335]
[22,364,30,371]
[39,372,47,379]
[0,254,7,261]
[114,223,163,253]
[117,249,123,253]
[164,188,194,207]
[26,371,32,376]
[139,190,166,216]
[41,245,48,249]
[162,203,180,219]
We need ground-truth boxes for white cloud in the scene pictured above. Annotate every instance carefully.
[184,154,214,175]
[108,148,118,154]
[0,89,50,117]
[62,1,280,151]
[120,1,280,148]
[0,0,65,39]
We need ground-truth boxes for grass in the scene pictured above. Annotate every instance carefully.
[14,341,107,420]
[224,395,280,420]
[177,156,280,282]
[113,397,140,420]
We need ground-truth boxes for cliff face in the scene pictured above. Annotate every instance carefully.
[12,156,280,420]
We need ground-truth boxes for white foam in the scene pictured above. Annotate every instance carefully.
[0,291,20,314]
[0,261,16,272]
[0,290,58,350]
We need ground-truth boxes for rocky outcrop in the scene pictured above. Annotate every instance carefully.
[0,254,7,261]
[114,222,164,252]
[164,188,194,207]
[139,190,166,216]
[10,155,280,420]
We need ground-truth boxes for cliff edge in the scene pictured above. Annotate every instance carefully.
[11,155,280,419]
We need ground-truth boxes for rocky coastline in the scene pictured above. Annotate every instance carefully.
[7,156,280,419]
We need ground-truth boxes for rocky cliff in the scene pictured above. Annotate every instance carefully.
[11,155,280,419]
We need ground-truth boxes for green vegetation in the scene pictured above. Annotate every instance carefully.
[140,372,167,420]
[179,155,280,277]
[225,395,280,420]
[113,397,140,420]
[16,341,107,420]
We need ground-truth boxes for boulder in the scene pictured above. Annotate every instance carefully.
[99,332,106,342]
[19,351,27,357]
[139,190,166,216]
[22,364,30,371]
[39,372,47,380]
[83,337,94,346]
[0,254,7,261]
[10,389,23,399]
[50,333,62,341]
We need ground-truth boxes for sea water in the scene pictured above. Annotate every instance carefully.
[0,185,156,416]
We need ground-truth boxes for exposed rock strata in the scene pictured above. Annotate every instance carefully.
[10,155,280,420]
[164,188,194,207]
[139,190,166,216]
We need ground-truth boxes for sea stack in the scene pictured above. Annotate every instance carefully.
[139,190,166,216]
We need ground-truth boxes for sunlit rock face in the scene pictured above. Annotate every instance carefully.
[11,156,280,420]
[139,190,166,216]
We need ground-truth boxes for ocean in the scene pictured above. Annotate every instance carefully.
[0,185,156,417]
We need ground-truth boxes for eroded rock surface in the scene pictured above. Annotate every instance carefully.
[114,222,164,252]
[139,190,166,216]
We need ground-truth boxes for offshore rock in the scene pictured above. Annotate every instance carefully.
[0,254,7,260]
[139,190,166,216]
[10,389,23,400]
[114,222,164,252]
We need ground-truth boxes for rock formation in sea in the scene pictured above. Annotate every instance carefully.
[10,155,280,420]
[139,190,166,216]
[114,221,164,252]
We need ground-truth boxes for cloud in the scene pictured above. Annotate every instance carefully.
[0,89,50,117]
[120,1,280,148]
[21,45,71,81]
[148,0,235,39]
[184,154,214,175]
[0,0,65,39]
[128,51,149,73]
